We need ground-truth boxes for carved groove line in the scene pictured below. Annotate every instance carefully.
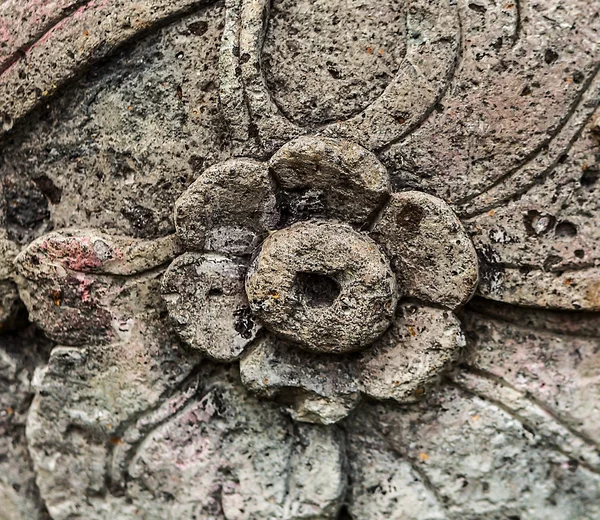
[458,60,600,218]
[0,0,93,75]
[451,368,600,474]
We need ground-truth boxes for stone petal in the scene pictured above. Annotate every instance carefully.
[174,159,279,255]
[240,334,361,425]
[371,191,479,309]
[15,230,180,277]
[161,252,260,361]
[240,303,463,423]
[269,136,390,227]
[357,303,465,403]
[14,230,180,345]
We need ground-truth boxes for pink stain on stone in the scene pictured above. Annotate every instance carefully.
[41,236,104,271]
[73,273,94,302]
[0,0,96,71]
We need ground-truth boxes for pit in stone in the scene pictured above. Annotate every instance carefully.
[295,272,341,308]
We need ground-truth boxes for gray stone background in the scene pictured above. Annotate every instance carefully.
[1,0,600,518]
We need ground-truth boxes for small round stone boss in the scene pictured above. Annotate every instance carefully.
[245,221,398,354]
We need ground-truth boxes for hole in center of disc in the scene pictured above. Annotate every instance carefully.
[295,272,341,308]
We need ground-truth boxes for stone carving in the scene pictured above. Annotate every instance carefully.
[1,0,600,518]
[163,136,477,423]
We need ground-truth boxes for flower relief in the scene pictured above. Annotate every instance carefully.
[161,136,479,424]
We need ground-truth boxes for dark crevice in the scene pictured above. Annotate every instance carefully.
[337,505,354,520]
[294,272,341,308]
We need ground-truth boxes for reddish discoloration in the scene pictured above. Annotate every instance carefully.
[0,0,91,72]
[40,236,104,271]
[73,274,94,303]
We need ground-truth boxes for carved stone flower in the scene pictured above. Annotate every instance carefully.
[161,136,479,424]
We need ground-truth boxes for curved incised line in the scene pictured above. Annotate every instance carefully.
[451,368,600,474]
[457,61,600,219]
[0,0,94,76]
[0,0,218,139]
[376,1,464,154]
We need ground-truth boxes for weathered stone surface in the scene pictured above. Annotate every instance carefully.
[263,0,406,127]
[372,191,479,309]
[15,230,180,345]
[127,372,346,519]
[344,411,446,520]
[1,3,229,241]
[25,289,202,519]
[0,0,83,73]
[381,0,600,209]
[240,333,361,425]
[344,393,600,520]
[269,136,390,227]
[0,326,52,520]
[2,0,600,517]
[222,0,459,151]
[0,200,22,330]
[0,280,20,331]
[0,0,219,134]
[0,239,20,330]
[28,358,345,520]
[174,159,279,255]
[462,299,600,451]
[359,303,465,403]
[467,111,600,310]
[246,221,397,354]
[240,303,463,424]
[161,252,260,361]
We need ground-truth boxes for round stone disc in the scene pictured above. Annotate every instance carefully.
[161,252,260,361]
[245,221,398,353]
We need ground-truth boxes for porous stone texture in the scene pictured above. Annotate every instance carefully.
[372,191,479,309]
[263,0,406,127]
[161,252,260,361]
[174,159,279,255]
[15,230,181,345]
[240,303,464,425]
[1,0,600,518]
[245,221,398,354]
[0,198,21,330]
[1,2,230,241]
[0,325,52,520]
[27,356,346,520]
[269,137,390,227]
[466,110,600,310]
